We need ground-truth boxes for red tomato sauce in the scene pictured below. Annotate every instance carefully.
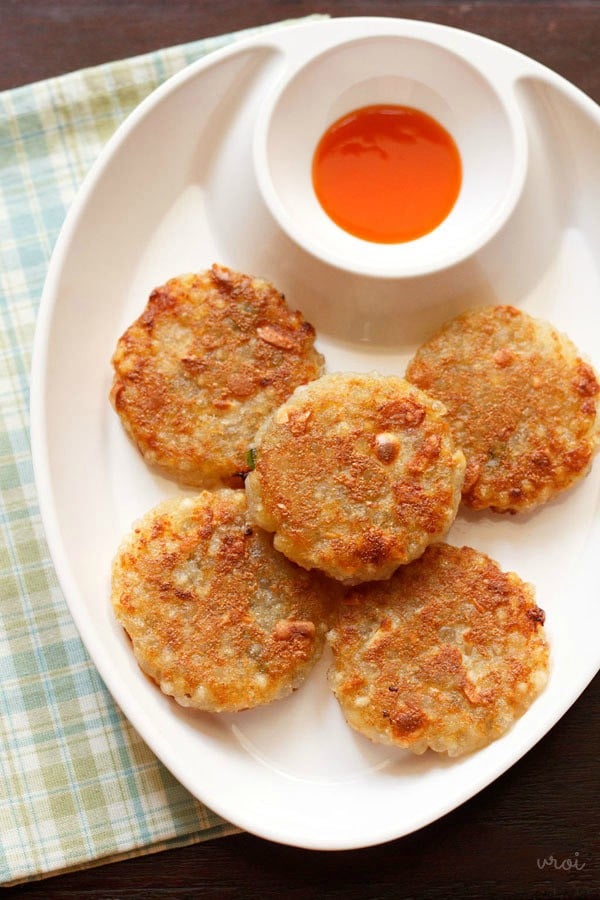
[312,104,462,244]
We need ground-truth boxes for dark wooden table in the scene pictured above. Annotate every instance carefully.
[5,2,599,897]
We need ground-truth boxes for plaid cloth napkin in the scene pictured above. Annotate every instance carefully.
[0,16,325,886]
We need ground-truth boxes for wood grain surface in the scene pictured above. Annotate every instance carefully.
[4,2,599,898]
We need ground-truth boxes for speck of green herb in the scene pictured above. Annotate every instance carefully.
[246,447,257,470]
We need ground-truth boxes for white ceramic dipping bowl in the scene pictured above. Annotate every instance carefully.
[254,34,528,278]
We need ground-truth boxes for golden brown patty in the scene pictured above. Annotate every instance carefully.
[111,490,332,712]
[328,543,549,756]
[406,305,600,512]
[110,265,325,487]
[245,373,465,584]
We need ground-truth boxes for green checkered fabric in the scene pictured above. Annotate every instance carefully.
[0,17,323,885]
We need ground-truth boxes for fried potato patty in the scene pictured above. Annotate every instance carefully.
[245,373,465,584]
[111,490,331,712]
[406,305,600,512]
[328,543,549,756]
[110,265,325,487]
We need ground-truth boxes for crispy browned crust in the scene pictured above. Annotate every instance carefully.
[328,543,550,756]
[406,305,600,512]
[111,490,333,712]
[110,265,324,487]
[245,373,465,584]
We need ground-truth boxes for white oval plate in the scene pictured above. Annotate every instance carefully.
[31,18,600,850]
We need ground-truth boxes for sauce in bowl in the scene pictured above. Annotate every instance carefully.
[312,104,462,244]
